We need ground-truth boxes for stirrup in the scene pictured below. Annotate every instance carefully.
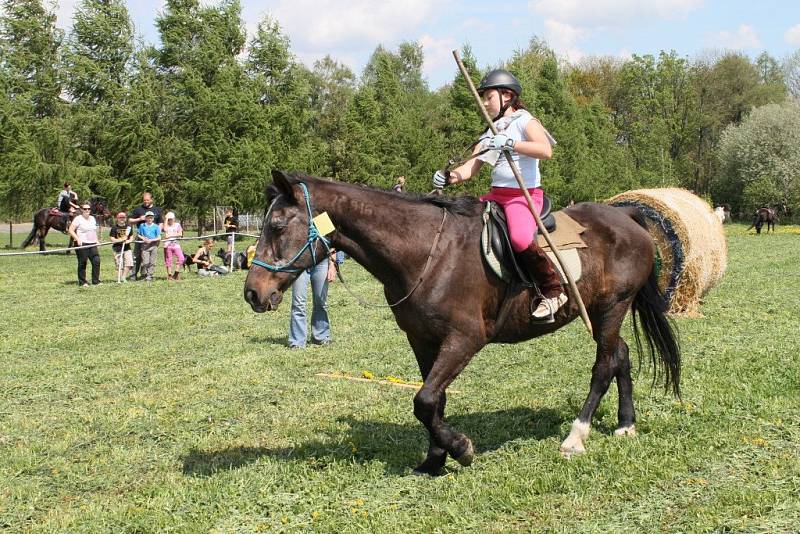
[532,293,568,323]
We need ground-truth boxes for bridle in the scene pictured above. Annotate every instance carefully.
[250,182,331,274]
[249,180,448,308]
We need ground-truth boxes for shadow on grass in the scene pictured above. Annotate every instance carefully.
[182,405,564,477]
[248,335,289,346]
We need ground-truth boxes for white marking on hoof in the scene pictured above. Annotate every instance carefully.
[614,425,637,437]
[559,419,590,458]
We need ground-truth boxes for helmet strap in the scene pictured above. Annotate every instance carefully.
[492,89,513,122]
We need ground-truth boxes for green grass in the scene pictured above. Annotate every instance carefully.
[1,225,799,532]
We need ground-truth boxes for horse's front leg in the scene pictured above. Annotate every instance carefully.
[411,334,479,474]
[408,335,448,475]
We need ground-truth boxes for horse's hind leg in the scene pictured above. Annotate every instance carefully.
[38,227,48,252]
[612,338,636,437]
[561,303,631,457]
[410,334,479,474]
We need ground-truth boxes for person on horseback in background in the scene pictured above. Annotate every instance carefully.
[432,69,566,321]
[56,182,79,215]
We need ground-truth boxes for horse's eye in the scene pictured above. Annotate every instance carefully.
[270,217,288,232]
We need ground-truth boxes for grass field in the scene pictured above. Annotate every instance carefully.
[1,224,799,532]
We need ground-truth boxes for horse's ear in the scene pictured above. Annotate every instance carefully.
[271,169,297,204]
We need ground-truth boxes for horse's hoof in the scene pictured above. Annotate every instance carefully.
[559,443,586,459]
[614,425,636,437]
[454,439,475,467]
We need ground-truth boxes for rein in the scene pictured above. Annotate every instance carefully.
[250,182,331,273]
[443,140,491,172]
[335,208,448,308]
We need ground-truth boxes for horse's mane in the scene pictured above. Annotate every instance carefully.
[285,172,482,217]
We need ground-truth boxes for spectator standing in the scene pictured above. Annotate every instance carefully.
[129,192,162,280]
[137,211,161,281]
[68,202,101,287]
[288,250,337,349]
[109,212,134,282]
[223,208,238,254]
[162,212,185,280]
[193,238,228,276]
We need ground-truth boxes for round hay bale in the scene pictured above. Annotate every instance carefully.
[608,188,727,317]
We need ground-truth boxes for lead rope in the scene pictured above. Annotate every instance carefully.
[334,209,448,308]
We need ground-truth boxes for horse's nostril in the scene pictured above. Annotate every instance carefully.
[244,288,259,305]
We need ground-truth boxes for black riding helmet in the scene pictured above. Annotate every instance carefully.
[477,69,522,120]
[477,69,522,96]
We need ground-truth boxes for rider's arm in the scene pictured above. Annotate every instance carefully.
[445,145,484,185]
[513,118,552,160]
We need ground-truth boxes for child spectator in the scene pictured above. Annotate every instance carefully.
[109,212,134,282]
[193,238,228,276]
[162,212,184,280]
[138,211,161,281]
[223,208,238,254]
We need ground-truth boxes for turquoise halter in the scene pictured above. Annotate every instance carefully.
[250,182,331,274]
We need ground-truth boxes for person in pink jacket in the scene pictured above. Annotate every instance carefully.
[162,212,185,280]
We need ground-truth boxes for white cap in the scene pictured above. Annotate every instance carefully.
[166,212,175,220]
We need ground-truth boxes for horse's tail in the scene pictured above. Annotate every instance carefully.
[20,225,38,249]
[629,209,681,398]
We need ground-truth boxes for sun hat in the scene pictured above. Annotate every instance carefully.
[145,210,154,217]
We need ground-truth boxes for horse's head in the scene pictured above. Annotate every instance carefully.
[90,198,111,224]
[244,170,330,313]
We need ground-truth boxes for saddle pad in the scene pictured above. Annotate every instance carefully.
[536,211,587,251]
[547,248,582,283]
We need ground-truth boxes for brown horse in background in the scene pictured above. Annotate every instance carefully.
[747,207,778,234]
[244,171,681,475]
[20,198,111,251]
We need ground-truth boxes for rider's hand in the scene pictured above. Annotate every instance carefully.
[432,170,448,189]
[487,133,515,152]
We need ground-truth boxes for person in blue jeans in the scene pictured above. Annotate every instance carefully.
[288,250,338,349]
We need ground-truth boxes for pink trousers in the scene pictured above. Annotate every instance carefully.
[480,187,544,252]
[164,242,185,271]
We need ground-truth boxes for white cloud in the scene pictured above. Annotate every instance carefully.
[528,0,703,28]
[530,0,704,63]
[418,34,458,80]
[544,19,587,62]
[785,24,800,45]
[460,17,494,34]
[269,0,445,52]
[707,25,762,50]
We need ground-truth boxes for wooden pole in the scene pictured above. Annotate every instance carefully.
[452,49,593,336]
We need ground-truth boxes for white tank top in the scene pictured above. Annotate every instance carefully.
[480,110,541,189]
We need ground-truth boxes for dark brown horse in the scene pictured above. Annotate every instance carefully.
[244,171,681,475]
[20,198,111,251]
[747,207,778,234]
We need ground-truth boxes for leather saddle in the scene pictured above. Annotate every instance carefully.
[481,196,556,285]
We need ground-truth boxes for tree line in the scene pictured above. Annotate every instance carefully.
[2,0,799,227]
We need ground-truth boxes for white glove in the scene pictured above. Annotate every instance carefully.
[486,133,515,152]
[432,170,448,188]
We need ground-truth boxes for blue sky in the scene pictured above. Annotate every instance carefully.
[49,0,800,88]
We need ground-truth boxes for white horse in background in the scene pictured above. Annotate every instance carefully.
[714,206,726,223]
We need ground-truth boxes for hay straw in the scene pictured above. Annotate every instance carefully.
[609,188,727,317]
